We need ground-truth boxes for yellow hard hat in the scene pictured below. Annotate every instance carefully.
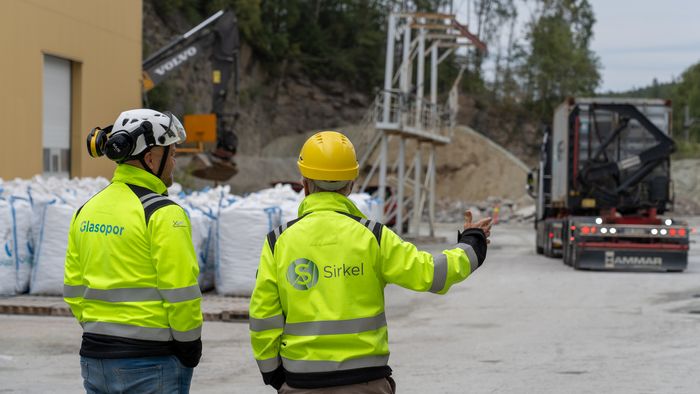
[297,131,359,181]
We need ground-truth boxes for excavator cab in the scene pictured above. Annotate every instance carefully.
[178,114,238,181]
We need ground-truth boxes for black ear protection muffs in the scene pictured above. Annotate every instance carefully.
[86,122,156,163]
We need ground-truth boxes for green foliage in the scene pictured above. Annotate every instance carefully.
[673,140,700,159]
[610,62,700,147]
[603,78,675,99]
[152,0,210,24]
[150,0,410,91]
[145,83,173,112]
[288,1,388,90]
[672,62,700,144]
[521,0,600,121]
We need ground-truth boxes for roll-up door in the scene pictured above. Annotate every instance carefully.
[43,55,72,177]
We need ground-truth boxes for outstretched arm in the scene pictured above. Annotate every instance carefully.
[379,210,491,294]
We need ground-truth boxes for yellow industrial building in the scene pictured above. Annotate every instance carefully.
[0,0,142,179]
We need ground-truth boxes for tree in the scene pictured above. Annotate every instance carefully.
[520,0,601,121]
[672,62,700,143]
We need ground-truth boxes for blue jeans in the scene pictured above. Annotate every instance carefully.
[80,355,194,394]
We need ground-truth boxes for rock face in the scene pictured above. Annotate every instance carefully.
[672,159,700,215]
[142,2,370,156]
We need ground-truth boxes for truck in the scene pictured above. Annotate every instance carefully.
[527,98,690,271]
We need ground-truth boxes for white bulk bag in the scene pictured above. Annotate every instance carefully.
[348,193,382,222]
[0,200,15,295]
[215,206,281,296]
[241,184,302,223]
[187,208,215,292]
[10,197,33,293]
[30,202,74,295]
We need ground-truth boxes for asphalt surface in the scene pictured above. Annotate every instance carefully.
[1,218,698,393]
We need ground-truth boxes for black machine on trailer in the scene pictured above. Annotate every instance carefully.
[527,98,690,271]
[142,9,240,181]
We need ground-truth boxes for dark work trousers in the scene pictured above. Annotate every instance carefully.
[278,377,396,394]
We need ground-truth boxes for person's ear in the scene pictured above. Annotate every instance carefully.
[143,150,155,171]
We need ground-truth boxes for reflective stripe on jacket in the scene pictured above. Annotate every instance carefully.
[249,191,479,375]
[63,164,202,342]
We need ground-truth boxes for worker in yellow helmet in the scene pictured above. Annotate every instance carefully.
[249,131,492,393]
[64,109,202,393]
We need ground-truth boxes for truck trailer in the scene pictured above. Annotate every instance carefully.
[528,98,690,271]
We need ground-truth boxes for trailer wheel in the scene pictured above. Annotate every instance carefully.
[569,243,579,269]
[535,224,544,254]
[563,243,573,266]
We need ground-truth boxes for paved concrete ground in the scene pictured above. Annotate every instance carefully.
[1,218,698,393]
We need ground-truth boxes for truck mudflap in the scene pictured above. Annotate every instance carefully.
[575,244,688,272]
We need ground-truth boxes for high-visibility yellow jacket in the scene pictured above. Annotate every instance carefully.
[64,164,202,349]
[249,192,483,388]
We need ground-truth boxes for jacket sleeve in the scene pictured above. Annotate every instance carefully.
[63,211,84,321]
[149,206,203,344]
[378,226,485,294]
[249,238,285,388]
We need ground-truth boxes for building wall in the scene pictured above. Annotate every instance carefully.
[0,0,142,179]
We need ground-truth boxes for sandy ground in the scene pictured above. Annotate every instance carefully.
[0,217,698,393]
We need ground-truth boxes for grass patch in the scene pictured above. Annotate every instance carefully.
[672,140,700,159]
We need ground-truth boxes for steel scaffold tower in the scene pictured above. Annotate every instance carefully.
[356,12,486,237]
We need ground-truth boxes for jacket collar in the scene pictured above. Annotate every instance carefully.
[298,192,366,218]
[112,164,168,195]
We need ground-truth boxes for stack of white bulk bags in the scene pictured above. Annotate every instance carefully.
[0,176,387,297]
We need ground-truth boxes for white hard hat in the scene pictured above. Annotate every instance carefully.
[94,109,186,162]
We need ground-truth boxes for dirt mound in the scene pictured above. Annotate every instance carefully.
[435,126,530,203]
[176,125,533,211]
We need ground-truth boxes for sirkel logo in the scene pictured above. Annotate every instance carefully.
[287,258,319,290]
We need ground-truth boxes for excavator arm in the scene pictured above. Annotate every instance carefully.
[143,9,240,181]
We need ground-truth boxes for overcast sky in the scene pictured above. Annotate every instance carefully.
[457,0,700,93]
[589,0,700,92]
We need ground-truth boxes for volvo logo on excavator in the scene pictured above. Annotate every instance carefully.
[154,46,198,76]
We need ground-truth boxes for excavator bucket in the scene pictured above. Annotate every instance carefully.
[189,152,238,181]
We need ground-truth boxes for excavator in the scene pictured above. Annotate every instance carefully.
[142,9,240,181]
